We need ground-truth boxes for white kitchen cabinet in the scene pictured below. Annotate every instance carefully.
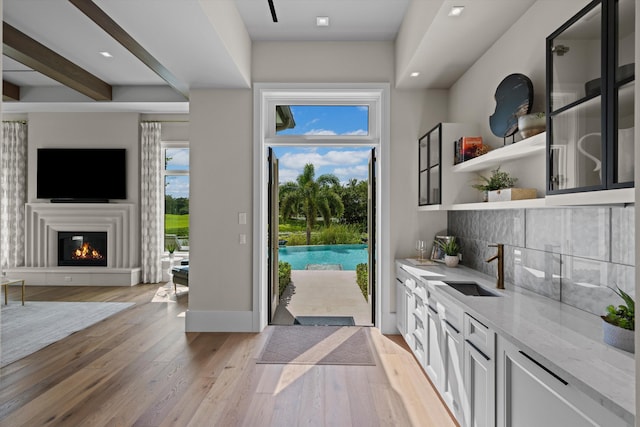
[395,278,406,336]
[438,296,465,424]
[496,336,629,427]
[424,297,444,387]
[463,314,495,427]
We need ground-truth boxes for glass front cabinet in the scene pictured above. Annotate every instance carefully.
[419,124,441,206]
[546,0,635,194]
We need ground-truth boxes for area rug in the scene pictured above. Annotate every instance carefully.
[257,325,375,366]
[1,301,134,368]
[294,316,355,326]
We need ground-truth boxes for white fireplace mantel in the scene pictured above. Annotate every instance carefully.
[11,203,141,286]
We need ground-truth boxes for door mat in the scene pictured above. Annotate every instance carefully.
[257,325,375,366]
[294,316,355,326]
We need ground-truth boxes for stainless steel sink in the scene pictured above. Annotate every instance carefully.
[443,281,502,297]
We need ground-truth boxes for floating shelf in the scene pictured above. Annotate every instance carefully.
[448,198,547,211]
[451,131,546,173]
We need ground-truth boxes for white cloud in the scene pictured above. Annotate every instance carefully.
[304,129,337,135]
[342,129,368,136]
[333,165,369,181]
[279,149,369,170]
[166,148,189,168]
[278,168,300,184]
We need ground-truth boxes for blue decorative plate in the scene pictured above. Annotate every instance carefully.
[490,73,533,138]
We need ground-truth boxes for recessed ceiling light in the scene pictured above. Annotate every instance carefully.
[448,6,465,17]
[99,51,113,58]
[316,16,330,27]
[410,72,420,77]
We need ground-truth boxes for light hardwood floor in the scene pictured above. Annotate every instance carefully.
[0,284,457,427]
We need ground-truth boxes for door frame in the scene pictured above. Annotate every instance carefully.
[252,83,391,332]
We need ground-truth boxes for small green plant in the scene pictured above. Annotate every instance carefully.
[436,237,460,256]
[603,286,635,331]
[165,241,177,254]
[356,263,368,302]
[278,261,292,296]
[471,166,518,192]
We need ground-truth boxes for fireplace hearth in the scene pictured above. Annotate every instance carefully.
[58,232,107,267]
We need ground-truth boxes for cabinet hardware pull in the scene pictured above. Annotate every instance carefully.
[428,305,438,314]
[465,339,490,361]
[396,278,403,284]
[444,319,460,334]
[518,351,568,386]
[466,313,488,329]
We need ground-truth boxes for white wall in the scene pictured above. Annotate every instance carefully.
[186,41,449,333]
[26,112,141,205]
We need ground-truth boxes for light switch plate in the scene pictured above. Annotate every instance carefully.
[239,212,247,225]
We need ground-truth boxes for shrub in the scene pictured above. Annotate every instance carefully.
[356,263,368,302]
[316,224,362,245]
[278,261,292,296]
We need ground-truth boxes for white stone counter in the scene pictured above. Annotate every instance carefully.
[396,259,635,424]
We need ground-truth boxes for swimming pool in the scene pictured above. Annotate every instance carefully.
[278,244,368,271]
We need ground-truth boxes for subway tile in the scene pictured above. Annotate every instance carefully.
[611,205,635,266]
[560,255,635,316]
[513,247,561,300]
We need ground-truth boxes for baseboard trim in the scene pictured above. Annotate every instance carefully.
[185,309,255,332]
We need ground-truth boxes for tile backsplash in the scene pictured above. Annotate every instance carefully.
[447,206,635,316]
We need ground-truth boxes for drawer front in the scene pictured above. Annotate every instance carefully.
[396,264,412,282]
[464,313,495,358]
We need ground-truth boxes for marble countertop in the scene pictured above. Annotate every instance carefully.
[396,259,635,424]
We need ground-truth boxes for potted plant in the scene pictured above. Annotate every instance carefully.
[166,241,177,259]
[436,237,460,267]
[517,112,546,138]
[471,166,518,201]
[601,286,634,353]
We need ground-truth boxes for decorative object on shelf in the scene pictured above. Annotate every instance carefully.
[454,136,485,164]
[430,235,458,265]
[489,73,533,143]
[517,112,546,138]
[585,63,635,97]
[487,188,536,202]
[415,240,427,262]
[601,286,634,353]
[471,166,518,202]
[435,236,460,267]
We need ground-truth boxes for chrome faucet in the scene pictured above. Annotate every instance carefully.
[486,243,504,289]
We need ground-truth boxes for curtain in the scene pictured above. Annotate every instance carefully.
[140,122,163,283]
[0,122,27,269]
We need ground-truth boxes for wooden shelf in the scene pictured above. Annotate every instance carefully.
[451,131,546,173]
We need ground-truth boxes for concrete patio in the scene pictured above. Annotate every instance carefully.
[272,269,373,326]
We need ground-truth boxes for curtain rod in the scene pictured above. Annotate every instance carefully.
[2,120,27,124]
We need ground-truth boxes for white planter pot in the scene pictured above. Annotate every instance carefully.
[602,318,634,353]
[488,188,537,202]
[444,255,459,268]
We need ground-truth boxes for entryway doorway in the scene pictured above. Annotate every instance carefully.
[267,144,376,327]
[253,84,389,332]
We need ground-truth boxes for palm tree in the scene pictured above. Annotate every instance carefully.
[280,163,344,245]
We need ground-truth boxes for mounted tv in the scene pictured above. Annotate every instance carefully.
[37,148,127,202]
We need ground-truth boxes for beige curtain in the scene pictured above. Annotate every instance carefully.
[0,122,27,270]
[140,122,163,283]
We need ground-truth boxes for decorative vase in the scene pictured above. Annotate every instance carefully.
[517,113,546,139]
[444,255,459,268]
[601,318,634,353]
[169,252,175,261]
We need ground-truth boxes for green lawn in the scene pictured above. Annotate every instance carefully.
[165,214,189,236]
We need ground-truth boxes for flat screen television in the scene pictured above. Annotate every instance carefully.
[37,148,127,202]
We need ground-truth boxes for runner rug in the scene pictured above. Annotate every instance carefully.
[1,301,134,368]
[257,325,375,366]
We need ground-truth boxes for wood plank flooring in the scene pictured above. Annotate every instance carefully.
[0,285,457,426]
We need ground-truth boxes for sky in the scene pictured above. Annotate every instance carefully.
[274,105,372,185]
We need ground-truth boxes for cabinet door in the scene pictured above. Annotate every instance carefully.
[418,123,442,206]
[424,302,444,388]
[496,337,628,427]
[442,317,465,424]
[395,279,406,335]
[463,340,495,427]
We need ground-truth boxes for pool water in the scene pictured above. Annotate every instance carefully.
[278,244,368,271]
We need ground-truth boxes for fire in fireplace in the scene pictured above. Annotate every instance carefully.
[58,232,107,267]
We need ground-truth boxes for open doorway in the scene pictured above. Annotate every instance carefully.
[268,144,376,326]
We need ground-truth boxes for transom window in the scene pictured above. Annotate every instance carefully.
[275,105,369,136]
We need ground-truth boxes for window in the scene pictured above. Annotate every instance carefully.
[162,143,189,253]
[275,105,369,136]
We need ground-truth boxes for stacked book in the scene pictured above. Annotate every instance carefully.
[454,136,484,164]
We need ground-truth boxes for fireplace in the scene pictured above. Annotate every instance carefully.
[58,232,107,267]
